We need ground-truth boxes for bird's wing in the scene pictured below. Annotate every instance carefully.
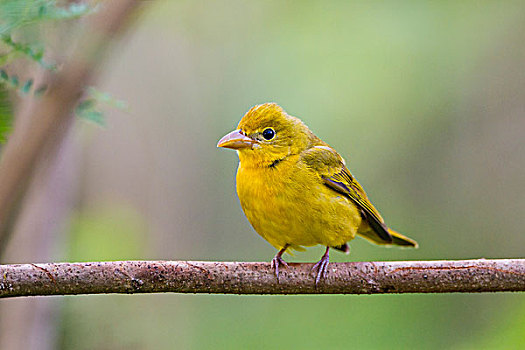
[301,145,393,243]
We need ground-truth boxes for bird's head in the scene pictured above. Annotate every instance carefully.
[217,103,316,167]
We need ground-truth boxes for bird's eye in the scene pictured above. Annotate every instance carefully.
[262,128,275,140]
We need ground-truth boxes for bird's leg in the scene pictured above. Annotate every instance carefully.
[271,244,289,282]
[311,246,330,285]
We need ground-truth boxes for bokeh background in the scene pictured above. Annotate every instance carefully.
[2,1,525,349]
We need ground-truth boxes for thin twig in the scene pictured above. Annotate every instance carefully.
[1,259,524,298]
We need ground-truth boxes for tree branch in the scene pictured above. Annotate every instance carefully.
[1,259,524,298]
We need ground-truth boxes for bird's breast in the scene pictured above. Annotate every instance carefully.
[235,159,361,250]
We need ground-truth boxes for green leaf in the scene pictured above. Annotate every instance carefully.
[76,99,96,112]
[86,87,128,110]
[38,5,47,17]
[0,86,13,143]
[9,75,18,87]
[75,98,105,126]
[77,109,105,126]
[21,78,33,94]
[32,49,43,61]
[1,36,56,71]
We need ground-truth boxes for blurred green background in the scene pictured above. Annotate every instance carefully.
[3,0,525,349]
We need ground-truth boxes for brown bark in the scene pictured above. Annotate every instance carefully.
[1,259,524,297]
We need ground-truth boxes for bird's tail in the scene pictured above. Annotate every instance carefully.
[388,229,418,247]
[357,228,418,248]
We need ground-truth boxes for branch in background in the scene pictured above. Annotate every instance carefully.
[1,259,524,298]
[0,0,148,255]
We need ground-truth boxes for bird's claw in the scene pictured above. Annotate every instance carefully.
[271,256,289,282]
[311,249,330,286]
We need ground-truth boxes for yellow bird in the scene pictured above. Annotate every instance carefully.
[217,103,417,284]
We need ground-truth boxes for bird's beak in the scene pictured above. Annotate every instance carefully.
[217,129,255,149]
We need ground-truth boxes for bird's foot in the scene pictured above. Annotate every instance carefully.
[311,247,330,286]
[271,255,289,282]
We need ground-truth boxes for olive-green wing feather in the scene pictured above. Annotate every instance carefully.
[323,171,393,243]
[301,145,393,243]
